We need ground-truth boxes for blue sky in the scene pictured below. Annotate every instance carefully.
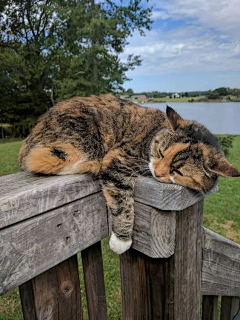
[122,0,240,92]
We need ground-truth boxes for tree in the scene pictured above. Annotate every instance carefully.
[126,88,134,96]
[206,90,220,100]
[0,0,153,137]
[214,87,228,96]
[55,0,152,97]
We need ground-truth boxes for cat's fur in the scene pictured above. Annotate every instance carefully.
[19,94,240,254]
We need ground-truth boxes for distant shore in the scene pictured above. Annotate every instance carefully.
[133,96,240,104]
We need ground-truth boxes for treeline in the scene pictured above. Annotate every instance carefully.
[122,87,240,99]
[0,0,152,138]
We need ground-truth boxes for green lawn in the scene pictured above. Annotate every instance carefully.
[0,137,240,319]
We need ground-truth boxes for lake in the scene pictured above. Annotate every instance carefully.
[142,102,240,134]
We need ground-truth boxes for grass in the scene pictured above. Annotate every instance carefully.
[0,137,240,319]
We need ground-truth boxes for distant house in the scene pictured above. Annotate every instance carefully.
[172,93,181,98]
[131,95,147,100]
[120,95,130,99]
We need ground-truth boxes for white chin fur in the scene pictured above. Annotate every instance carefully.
[109,233,132,254]
[170,176,176,183]
[148,158,155,177]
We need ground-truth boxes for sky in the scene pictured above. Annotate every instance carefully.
[122,0,240,93]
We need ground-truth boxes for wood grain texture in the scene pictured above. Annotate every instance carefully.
[0,172,101,228]
[202,228,240,296]
[19,255,83,320]
[133,202,176,258]
[19,280,37,320]
[165,200,203,319]
[0,193,108,295]
[134,176,218,211]
[202,296,219,320]
[81,242,108,320]
[220,296,240,320]
[120,248,152,320]
[0,173,217,229]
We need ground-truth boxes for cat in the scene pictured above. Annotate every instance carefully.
[18,94,240,254]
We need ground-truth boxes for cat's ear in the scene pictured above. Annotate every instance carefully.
[166,106,183,131]
[209,157,240,177]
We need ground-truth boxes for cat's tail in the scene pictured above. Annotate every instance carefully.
[21,146,68,174]
[19,143,101,175]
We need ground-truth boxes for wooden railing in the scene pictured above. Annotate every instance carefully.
[0,172,240,319]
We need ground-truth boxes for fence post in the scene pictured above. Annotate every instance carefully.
[120,200,203,320]
[202,296,219,320]
[19,254,83,320]
[220,296,240,320]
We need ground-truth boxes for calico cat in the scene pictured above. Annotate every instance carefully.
[19,94,240,254]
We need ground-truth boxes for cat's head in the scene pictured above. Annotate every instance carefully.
[149,106,240,193]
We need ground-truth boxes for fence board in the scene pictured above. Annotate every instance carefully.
[81,241,108,320]
[202,228,240,296]
[0,192,108,295]
[134,176,217,210]
[0,173,101,228]
[120,248,153,319]
[202,296,218,320]
[19,255,83,320]
[166,200,203,319]
[220,296,240,320]
[133,202,176,258]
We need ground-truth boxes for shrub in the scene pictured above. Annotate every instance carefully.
[218,135,236,156]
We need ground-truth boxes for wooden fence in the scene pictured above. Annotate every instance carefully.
[0,172,240,319]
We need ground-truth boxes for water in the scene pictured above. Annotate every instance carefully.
[142,102,240,134]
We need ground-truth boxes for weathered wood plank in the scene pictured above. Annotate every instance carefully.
[220,296,240,320]
[165,200,203,319]
[19,280,37,320]
[120,201,203,320]
[0,172,101,228]
[0,192,108,295]
[120,248,152,319]
[133,202,176,258]
[19,255,83,320]
[202,296,219,320]
[202,228,240,296]
[81,242,108,320]
[0,173,217,229]
[120,248,176,319]
[134,176,218,211]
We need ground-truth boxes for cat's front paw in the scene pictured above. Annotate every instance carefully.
[109,233,132,254]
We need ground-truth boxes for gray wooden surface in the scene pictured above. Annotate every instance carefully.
[3,172,240,299]
[167,201,204,319]
[19,255,83,320]
[202,296,219,320]
[0,172,101,228]
[135,176,218,210]
[220,296,240,320]
[0,192,108,295]
[202,228,240,296]
[133,202,176,258]
[0,173,217,229]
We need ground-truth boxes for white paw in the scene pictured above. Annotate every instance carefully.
[109,233,132,254]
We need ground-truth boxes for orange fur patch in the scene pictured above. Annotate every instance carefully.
[103,190,117,209]
[163,143,190,165]
[77,160,102,175]
[199,142,211,157]
[25,143,83,174]
[178,120,194,128]
[102,149,124,170]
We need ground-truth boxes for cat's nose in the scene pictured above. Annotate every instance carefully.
[154,170,162,178]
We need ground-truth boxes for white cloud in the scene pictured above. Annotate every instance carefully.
[122,0,240,78]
